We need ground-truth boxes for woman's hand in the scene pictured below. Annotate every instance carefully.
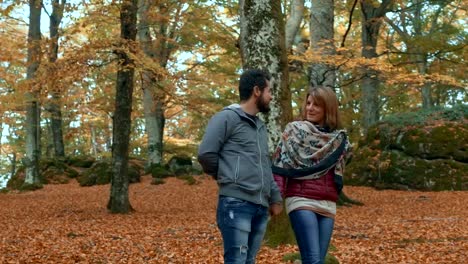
[269,202,283,216]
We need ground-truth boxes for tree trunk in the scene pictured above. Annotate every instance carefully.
[240,0,292,152]
[10,153,17,180]
[24,0,42,185]
[137,0,168,167]
[48,0,66,158]
[90,125,98,157]
[384,0,443,109]
[360,0,392,133]
[308,0,336,88]
[416,54,432,109]
[285,0,305,51]
[0,115,2,156]
[412,0,432,109]
[107,0,138,214]
[106,120,112,152]
[142,83,165,166]
[46,118,54,158]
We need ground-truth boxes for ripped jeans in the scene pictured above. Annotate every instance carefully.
[216,195,269,264]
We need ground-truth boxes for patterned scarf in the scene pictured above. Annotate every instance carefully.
[272,121,348,181]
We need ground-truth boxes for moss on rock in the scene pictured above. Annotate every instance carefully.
[77,160,142,186]
[77,161,112,186]
[65,156,96,168]
[7,158,80,190]
[40,158,80,184]
[347,107,468,191]
[149,164,172,179]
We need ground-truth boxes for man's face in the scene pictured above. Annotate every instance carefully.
[256,80,272,113]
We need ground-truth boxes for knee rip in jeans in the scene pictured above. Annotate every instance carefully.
[237,245,248,255]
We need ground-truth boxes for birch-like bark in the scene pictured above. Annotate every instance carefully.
[285,0,305,50]
[308,0,336,88]
[24,0,42,185]
[240,0,292,152]
[137,0,165,167]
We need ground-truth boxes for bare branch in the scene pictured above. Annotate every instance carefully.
[341,0,358,48]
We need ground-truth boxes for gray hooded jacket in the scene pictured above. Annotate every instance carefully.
[197,104,282,207]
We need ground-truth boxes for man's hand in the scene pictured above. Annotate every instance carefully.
[269,202,283,216]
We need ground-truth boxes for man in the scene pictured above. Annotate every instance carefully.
[198,69,283,264]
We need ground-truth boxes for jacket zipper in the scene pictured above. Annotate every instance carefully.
[257,127,264,204]
[235,156,240,183]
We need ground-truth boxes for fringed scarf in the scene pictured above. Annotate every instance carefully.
[272,121,348,183]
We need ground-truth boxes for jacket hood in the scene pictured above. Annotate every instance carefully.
[223,103,243,114]
[223,103,261,127]
[223,104,256,127]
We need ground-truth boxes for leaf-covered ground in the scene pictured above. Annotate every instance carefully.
[0,176,466,263]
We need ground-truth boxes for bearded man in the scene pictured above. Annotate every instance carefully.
[198,69,283,264]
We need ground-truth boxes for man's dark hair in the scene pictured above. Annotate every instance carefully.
[238,69,271,101]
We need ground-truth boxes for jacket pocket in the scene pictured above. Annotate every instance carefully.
[235,155,261,193]
[223,196,247,207]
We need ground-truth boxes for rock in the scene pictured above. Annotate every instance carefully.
[65,156,96,168]
[77,160,141,186]
[77,161,112,186]
[167,155,193,176]
[149,164,172,179]
[6,158,80,190]
[347,106,467,191]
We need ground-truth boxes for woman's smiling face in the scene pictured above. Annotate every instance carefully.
[305,95,325,126]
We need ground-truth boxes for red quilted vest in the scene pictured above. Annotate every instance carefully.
[274,169,338,202]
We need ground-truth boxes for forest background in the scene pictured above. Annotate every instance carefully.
[0,0,465,188]
[0,0,466,262]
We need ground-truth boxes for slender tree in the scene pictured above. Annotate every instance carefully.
[46,0,66,158]
[137,0,175,168]
[239,0,292,151]
[360,0,393,132]
[384,0,464,109]
[107,0,138,214]
[285,0,305,51]
[309,0,336,88]
[24,0,42,185]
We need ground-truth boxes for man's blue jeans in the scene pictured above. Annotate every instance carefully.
[289,210,335,264]
[216,195,269,264]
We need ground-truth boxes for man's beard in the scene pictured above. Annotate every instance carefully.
[257,95,270,113]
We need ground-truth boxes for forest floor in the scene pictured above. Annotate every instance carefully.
[0,175,466,263]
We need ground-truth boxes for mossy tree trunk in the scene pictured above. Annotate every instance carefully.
[239,0,292,152]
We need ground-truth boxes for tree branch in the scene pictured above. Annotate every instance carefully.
[341,0,358,48]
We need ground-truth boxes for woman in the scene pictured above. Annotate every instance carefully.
[272,86,350,264]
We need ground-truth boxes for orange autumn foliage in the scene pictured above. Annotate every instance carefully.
[0,176,466,263]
